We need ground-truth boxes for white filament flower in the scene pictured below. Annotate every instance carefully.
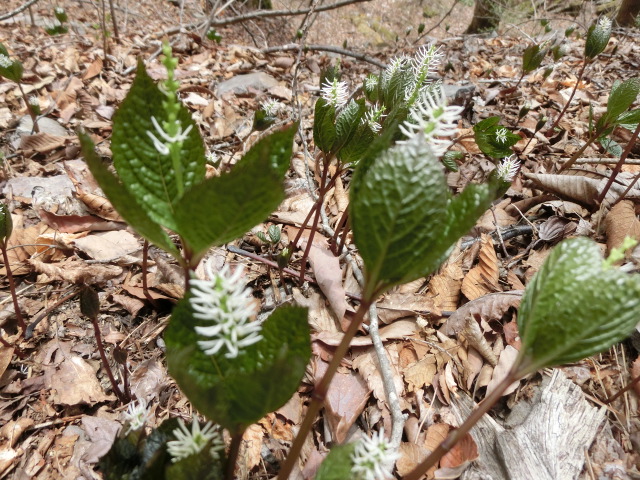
[364,74,378,93]
[598,16,612,32]
[261,98,282,116]
[166,416,224,463]
[123,398,150,434]
[146,116,193,156]
[191,265,262,359]
[412,44,442,79]
[361,103,386,133]
[0,54,12,68]
[351,429,400,480]
[206,151,219,164]
[55,7,65,14]
[398,85,463,157]
[497,155,520,182]
[321,78,349,109]
[28,96,39,107]
[495,127,509,144]
[382,55,410,84]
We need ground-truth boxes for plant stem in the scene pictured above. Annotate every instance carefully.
[548,60,587,133]
[107,0,119,40]
[597,122,640,205]
[17,82,39,134]
[90,316,127,403]
[402,365,521,480]
[1,243,25,332]
[277,297,373,480]
[559,131,599,172]
[141,240,157,307]
[226,431,244,480]
[605,372,640,404]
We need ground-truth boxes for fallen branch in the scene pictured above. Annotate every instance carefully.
[0,0,41,22]
[208,0,372,26]
[262,43,387,69]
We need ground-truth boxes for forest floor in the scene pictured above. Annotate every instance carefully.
[0,0,639,479]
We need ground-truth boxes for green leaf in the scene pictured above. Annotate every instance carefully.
[313,98,337,153]
[351,137,456,298]
[522,44,546,74]
[337,123,375,165]
[253,109,276,131]
[604,78,640,125]
[616,108,640,130]
[516,237,640,376]
[79,133,181,259]
[111,59,205,231]
[165,302,310,433]
[173,124,296,259]
[0,43,23,83]
[315,443,357,480]
[0,203,12,245]
[332,98,366,154]
[441,151,462,172]
[473,117,520,159]
[584,18,611,59]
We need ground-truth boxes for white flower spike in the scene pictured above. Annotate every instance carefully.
[166,416,224,463]
[497,155,520,182]
[191,265,262,359]
[361,103,386,133]
[320,78,349,109]
[495,127,509,144]
[0,54,13,68]
[123,398,151,434]
[398,85,463,157]
[412,44,442,79]
[351,428,400,480]
[146,116,193,156]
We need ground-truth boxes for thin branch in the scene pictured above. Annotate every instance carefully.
[0,0,42,21]
[262,43,387,69]
[147,0,372,39]
[208,0,372,26]
[367,304,406,447]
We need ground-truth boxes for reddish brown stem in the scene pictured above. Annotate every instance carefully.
[141,240,157,307]
[1,243,25,332]
[597,122,640,205]
[548,61,587,133]
[90,316,127,403]
[225,431,245,480]
[330,208,350,255]
[403,366,521,480]
[277,297,373,480]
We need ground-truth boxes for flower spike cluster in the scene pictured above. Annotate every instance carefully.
[497,155,521,182]
[190,265,262,359]
[0,54,12,68]
[351,428,400,480]
[321,78,349,109]
[398,85,463,157]
[166,416,224,463]
[122,398,151,434]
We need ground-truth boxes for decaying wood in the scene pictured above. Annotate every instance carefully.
[452,370,604,480]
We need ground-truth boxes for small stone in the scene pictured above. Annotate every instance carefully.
[216,72,280,97]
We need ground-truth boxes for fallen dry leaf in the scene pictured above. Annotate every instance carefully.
[42,342,114,406]
[435,432,478,479]
[314,319,418,347]
[461,234,500,300]
[396,442,430,477]
[353,344,405,407]
[428,263,464,313]
[318,360,371,443]
[441,291,522,337]
[72,231,140,261]
[30,258,123,285]
[485,345,520,397]
[605,200,640,252]
[404,355,437,393]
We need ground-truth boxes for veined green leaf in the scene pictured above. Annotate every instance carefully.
[79,133,181,259]
[516,237,640,376]
[473,117,519,159]
[332,98,366,154]
[165,300,310,433]
[584,18,611,60]
[351,136,450,298]
[616,108,640,131]
[315,443,357,480]
[313,98,337,153]
[604,78,640,125]
[522,44,546,74]
[174,124,296,258]
[0,43,23,83]
[111,59,205,231]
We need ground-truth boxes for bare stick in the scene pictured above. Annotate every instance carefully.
[0,0,41,21]
[149,0,372,39]
[368,303,406,447]
[108,0,119,40]
[90,315,127,403]
[1,243,25,332]
[262,43,387,69]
